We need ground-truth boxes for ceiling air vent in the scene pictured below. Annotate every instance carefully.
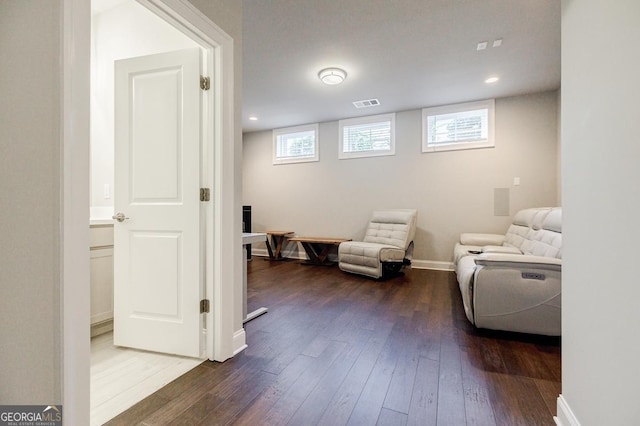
[353,98,380,109]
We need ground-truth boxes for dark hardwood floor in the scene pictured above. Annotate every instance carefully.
[106,259,561,425]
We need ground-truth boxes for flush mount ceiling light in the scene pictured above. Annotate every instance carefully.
[318,67,347,85]
[248,116,258,121]
[485,76,500,84]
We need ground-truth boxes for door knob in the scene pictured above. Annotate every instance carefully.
[112,212,130,222]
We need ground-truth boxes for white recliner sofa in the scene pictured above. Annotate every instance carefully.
[454,207,561,336]
[339,209,417,279]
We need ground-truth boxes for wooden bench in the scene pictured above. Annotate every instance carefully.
[288,236,351,266]
[264,230,294,261]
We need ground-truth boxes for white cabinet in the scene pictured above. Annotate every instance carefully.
[90,224,114,336]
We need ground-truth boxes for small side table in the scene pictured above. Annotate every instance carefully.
[265,231,294,261]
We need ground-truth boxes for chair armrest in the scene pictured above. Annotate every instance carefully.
[404,241,414,261]
[475,253,561,271]
[472,254,562,336]
[481,245,522,255]
[460,233,505,246]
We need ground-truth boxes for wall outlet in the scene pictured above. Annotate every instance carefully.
[513,177,521,186]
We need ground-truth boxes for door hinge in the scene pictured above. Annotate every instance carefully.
[200,187,210,202]
[200,299,210,314]
[200,76,210,91]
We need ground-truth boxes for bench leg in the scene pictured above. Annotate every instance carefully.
[299,242,335,266]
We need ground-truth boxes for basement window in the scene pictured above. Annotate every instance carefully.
[339,113,396,159]
[422,99,495,152]
[273,123,319,165]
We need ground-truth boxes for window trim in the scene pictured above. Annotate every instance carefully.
[272,123,319,165]
[338,113,396,160]
[422,99,495,153]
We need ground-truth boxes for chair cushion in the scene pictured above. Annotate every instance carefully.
[453,243,483,265]
[338,241,405,265]
[363,210,417,249]
[338,261,381,279]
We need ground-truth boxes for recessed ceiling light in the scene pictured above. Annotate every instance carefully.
[249,116,258,121]
[484,76,500,84]
[476,41,488,51]
[492,39,503,48]
[318,67,347,85]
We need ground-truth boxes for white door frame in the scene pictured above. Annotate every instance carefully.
[61,0,240,423]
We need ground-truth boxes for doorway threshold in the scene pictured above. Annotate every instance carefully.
[90,332,203,425]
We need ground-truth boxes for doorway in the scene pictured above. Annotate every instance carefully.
[90,0,206,421]
[63,0,240,421]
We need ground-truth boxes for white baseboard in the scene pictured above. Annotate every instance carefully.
[555,395,581,426]
[250,247,305,260]
[232,328,247,356]
[411,259,455,271]
[252,248,455,272]
[90,318,113,337]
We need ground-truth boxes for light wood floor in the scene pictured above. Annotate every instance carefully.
[90,332,203,425]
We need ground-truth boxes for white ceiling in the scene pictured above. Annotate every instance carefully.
[242,0,560,133]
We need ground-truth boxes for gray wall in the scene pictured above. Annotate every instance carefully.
[0,0,62,404]
[243,90,559,265]
[562,0,640,424]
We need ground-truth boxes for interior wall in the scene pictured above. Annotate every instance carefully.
[561,0,640,424]
[0,0,62,404]
[90,0,198,217]
[243,90,559,264]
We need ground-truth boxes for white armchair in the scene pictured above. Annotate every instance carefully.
[338,209,417,279]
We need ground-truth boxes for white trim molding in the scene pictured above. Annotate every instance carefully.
[232,328,247,356]
[138,0,238,363]
[62,0,91,424]
[555,395,581,426]
[251,247,306,261]
[251,250,456,272]
[411,259,455,271]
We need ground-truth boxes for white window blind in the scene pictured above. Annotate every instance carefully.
[422,99,495,153]
[339,113,395,159]
[427,108,487,145]
[273,124,319,164]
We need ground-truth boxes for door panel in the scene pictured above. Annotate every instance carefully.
[113,48,202,358]
[131,68,182,201]
[130,232,181,318]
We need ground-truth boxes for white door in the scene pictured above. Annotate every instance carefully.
[113,48,203,358]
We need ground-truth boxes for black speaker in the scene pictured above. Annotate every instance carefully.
[243,205,252,260]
